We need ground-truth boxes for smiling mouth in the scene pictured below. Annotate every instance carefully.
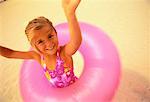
[46,44,55,51]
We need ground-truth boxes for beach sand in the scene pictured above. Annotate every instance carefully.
[113,69,150,102]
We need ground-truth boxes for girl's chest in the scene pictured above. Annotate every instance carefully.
[44,55,73,71]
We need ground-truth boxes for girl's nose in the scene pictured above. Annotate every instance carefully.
[45,40,53,47]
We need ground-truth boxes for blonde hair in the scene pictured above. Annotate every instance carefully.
[25,16,54,42]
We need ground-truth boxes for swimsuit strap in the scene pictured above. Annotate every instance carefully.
[40,55,51,80]
[40,54,46,68]
[56,47,61,57]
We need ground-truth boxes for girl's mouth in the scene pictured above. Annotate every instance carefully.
[46,44,55,51]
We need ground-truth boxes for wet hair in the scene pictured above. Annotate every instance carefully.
[25,16,56,42]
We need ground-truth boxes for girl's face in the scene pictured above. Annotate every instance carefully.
[31,25,58,55]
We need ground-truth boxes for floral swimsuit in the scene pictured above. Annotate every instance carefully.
[42,48,78,88]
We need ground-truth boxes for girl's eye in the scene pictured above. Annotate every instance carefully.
[38,40,43,44]
[48,35,53,39]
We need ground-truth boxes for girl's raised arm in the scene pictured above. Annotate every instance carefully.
[62,0,82,56]
[0,46,40,61]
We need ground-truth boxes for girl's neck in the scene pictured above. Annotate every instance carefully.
[42,46,60,61]
[44,53,57,60]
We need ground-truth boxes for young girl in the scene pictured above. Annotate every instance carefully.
[0,0,82,88]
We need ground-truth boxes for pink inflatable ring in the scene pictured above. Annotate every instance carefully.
[20,22,121,102]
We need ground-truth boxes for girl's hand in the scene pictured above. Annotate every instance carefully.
[62,0,81,15]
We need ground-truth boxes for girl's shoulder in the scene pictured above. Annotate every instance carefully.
[59,45,73,63]
[59,45,68,57]
[59,45,71,56]
[31,51,41,63]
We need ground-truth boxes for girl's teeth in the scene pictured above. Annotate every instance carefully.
[50,46,53,50]
[46,44,55,51]
[49,45,54,50]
